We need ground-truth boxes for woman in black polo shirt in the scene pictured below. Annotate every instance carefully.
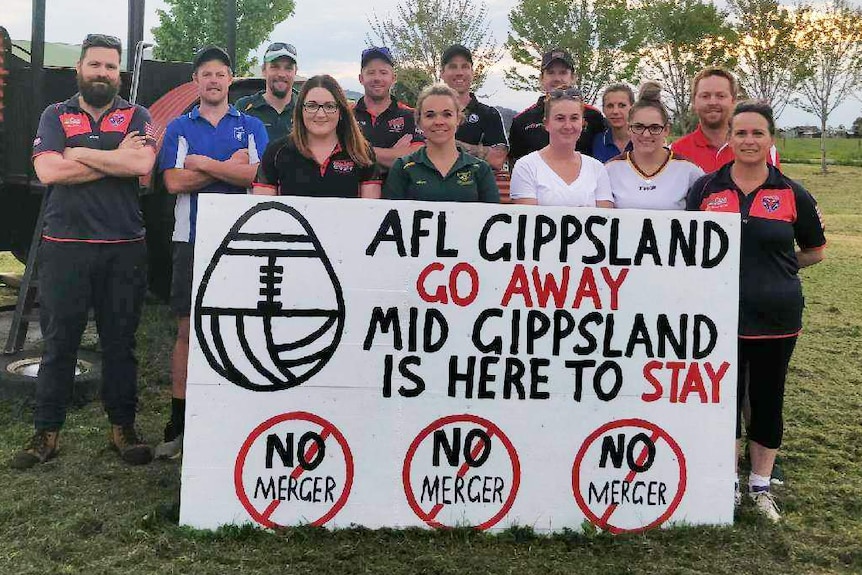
[253,74,381,198]
[383,83,499,203]
[686,101,825,522]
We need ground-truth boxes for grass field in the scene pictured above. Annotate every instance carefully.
[0,164,860,574]
[776,137,862,167]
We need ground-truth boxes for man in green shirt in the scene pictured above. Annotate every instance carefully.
[236,42,300,142]
[383,146,499,203]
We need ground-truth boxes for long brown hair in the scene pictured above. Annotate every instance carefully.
[291,74,374,167]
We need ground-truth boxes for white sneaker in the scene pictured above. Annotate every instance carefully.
[154,432,183,460]
[749,490,781,522]
[734,481,742,507]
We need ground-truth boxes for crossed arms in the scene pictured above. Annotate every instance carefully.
[34,131,155,185]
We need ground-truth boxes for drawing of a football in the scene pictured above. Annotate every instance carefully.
[194,202,345,391]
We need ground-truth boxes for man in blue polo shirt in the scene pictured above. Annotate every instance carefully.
[155,45,268,459]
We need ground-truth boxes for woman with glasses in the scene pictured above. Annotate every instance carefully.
[687,101,825,522]
[605,82,703,210]
[383,83,499,203]
[253,74,381,198]
[509,86,613,207]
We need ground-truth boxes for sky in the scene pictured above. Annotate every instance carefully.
[3,0,860,127]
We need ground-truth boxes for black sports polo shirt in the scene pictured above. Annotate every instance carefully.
[255,137,382,197]
[686,163,826,338]
[235,89,299,142]
[353,97,424,149]
[32,95,154,241]
[508,96,606,167]
[456,93,508,147]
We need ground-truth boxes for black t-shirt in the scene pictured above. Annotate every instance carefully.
[686,163,826,337]
[456,93,508,147]
[508,96,606,168]
[255,137,381,198]
[353,97,424,149]
[32,95,154,241]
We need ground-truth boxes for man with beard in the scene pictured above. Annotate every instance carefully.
[353,47,423,175]
[671,67,780,172]
[11,34,157,469]
[154,46,268,460]
[236,42,299,141]
[508,48,606,169]
[439,44,508,171]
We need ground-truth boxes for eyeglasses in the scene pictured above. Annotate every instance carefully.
[547,87,582,101]
[629,123,667,135]
[266,42,296,54]
[361,46,393,60]
[83,34,122,49]
[302,101,339,115]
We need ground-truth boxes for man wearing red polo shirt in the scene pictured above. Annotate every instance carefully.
[672,67,779,173]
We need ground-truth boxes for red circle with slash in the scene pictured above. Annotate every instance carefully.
[234,411,354,528]
[402,414,520,530]
[571,418,686,534]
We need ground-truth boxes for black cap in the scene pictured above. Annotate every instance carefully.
[361,46,395,68]
[441,44,473,66]
[541,48,574,72]
[193,45,232,71]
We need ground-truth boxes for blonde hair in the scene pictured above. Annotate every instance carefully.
[415,83,463,125]
[291,74,374,167]
[629,81,669,125]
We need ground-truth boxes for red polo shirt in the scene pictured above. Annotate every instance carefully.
[671,124,780,174]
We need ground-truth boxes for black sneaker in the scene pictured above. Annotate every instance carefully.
[771,460,785,486]
[10,430,60,470]
[110,425,153,465]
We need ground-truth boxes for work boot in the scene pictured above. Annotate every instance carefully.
[110,424,153,465]
[10,430,60,470]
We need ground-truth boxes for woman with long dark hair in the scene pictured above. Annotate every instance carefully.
[253,74,381,198]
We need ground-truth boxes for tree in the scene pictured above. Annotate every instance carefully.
[504,0,641,103]
[635,0,736,131]
[727,0,810,119]
[853,115,862,136]
[367,0,503,92]
[152,0,295,75]
[792,0,862,173]
[391,67,434,107]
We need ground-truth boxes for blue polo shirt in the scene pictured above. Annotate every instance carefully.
[592,129,633,163]
[158,105,268,243]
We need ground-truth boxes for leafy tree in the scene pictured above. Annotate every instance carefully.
[792,0,862,173]
[152,0,295,75]
[366,0,503,92]
[391,67,435,107]
[504,0,641,103]
[635,0,736,131]
[727,0,810,119]
[853,115,862,136]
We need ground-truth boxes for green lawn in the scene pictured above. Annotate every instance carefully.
[0,165,860,574]
[776,137,862,166]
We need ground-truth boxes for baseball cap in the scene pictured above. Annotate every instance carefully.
[541,48,574,72]
[264,42,297,64]
[361,46,395,68]
[193,45,232,71]
[441,44,473,66]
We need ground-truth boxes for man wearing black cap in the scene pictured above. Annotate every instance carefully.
[12,33,157,469]
[440,44,508,171]
[154,46,268,460]
[508,48,606,168]
[236,42,300,142]
[353,46,423,173]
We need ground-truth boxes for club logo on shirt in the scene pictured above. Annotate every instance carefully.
[332,160,355,174]
[234,126,246,141]
[761,195,780,213]
[467,113,480,124]
[108,112,128,127]
[62,116,83,127]
[456,170,474,186]
[33,137,42,147]
[525,122,543,131]
[388,117,405,133]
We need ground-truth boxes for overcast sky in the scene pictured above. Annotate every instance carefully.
[3,0,860,127]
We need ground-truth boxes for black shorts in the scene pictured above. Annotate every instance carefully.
[170,241,194,317]
[737,336,798,449]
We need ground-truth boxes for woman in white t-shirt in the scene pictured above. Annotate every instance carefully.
[605,82,703,210]
[509,87,614,207]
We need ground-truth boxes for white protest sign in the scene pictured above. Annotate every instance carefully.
[180,195,740,533]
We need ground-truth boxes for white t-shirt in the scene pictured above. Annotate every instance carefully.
[605,150,704,210]
[509,151,614,207]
